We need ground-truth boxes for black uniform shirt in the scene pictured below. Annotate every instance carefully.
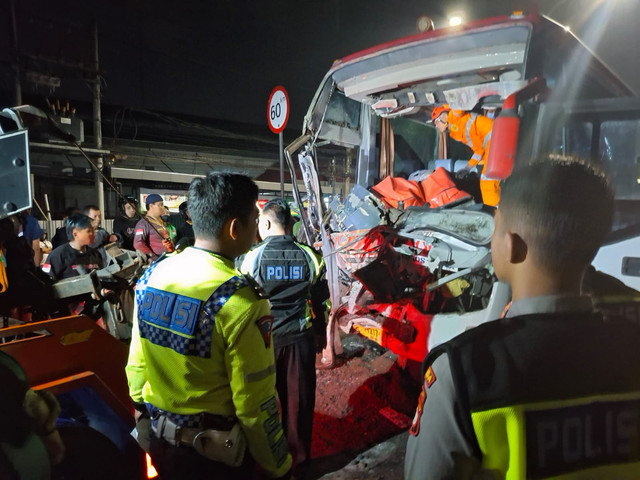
[43,243,104,281]
[239,235,327,341]
[176,221,194,243]
[404,295,597,480]
[113,215,140,251]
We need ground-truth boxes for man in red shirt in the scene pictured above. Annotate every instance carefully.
[133,194,174,262]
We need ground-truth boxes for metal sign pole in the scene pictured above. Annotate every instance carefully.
[93,20,104,215]
[279,131,284,199]
[267,85,289,200]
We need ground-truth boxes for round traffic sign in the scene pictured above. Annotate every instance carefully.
[267,86,289,134]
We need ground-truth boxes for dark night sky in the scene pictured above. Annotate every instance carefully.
[1,0,638,132]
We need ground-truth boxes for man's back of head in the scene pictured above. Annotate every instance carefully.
[501,158,613,268]
[259,199,291,239]
[188,173,259,258]
[492,157,614,295]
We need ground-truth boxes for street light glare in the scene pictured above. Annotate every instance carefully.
[449,15,463,27]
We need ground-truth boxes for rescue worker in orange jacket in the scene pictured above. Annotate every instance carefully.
[432,105,501,206]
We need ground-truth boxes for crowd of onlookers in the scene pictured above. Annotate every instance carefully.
[0,196,194,322]
[24,197,194,280]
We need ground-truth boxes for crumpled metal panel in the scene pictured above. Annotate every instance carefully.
[397,208,494,246]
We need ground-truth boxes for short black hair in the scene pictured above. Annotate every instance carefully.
[499,157,614,271]
[261,199,291,229]
[66,214,94,239]
[178,201,189,220]
[188,173,258,240]
[82,205,99,215]
[64,206,80,218]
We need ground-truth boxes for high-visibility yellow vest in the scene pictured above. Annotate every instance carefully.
[126,247,291,477]
[432,311,640,479]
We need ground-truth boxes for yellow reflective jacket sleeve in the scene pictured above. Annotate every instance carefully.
[221,288,291,477]
[126,297,146,404]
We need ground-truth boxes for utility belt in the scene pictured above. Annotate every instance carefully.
[147,405,247,467]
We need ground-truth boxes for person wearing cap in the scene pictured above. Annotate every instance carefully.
[432,105,501,206]
[133,194,174,262]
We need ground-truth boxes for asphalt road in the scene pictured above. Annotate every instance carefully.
[307,335,420,480]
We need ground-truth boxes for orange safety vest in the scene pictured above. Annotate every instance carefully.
[447,110,500,206]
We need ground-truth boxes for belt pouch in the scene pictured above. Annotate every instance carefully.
[192,423,247,467]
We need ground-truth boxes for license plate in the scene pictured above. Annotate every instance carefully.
[353,324,382,344]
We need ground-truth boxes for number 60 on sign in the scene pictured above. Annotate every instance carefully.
[267,86,289,134]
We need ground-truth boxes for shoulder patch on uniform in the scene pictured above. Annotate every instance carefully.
[409,385,426,437]
[409,365,436,437]
[256,315,274,348]
[243,274,270,299]
[425,366,436,387]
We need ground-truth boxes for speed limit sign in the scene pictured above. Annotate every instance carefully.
[267,86,289,134]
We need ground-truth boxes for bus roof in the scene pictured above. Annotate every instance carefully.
[303,13,633,135]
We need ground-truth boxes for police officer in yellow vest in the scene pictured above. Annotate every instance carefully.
[432,105,501,206]
[126,173,292,479]
[405,159,640,479]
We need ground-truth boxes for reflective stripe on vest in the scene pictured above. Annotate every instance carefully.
[298,243,323,278]
[471,392,640,479]
[465,113,477,147]
[470,152,483,166]
[483,129,492,150]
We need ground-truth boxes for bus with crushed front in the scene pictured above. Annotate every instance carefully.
[284,12,640,374]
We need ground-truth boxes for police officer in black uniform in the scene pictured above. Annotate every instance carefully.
[405,159,640,479]
[239,199,329,479]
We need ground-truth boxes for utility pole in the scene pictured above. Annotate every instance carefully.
[93,20,104,215]
[10,0,22,105]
